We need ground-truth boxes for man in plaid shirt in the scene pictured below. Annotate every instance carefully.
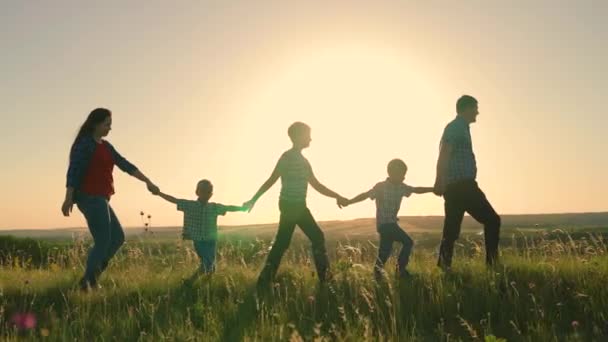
[344,159,433,280]
[434,95,501,270]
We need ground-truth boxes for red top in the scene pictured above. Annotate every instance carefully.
[81,142,115,198]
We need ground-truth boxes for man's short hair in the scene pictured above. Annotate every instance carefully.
[456,95,478,114]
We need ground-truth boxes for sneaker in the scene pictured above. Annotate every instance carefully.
[78,278,101,292]
[438,264,452,274]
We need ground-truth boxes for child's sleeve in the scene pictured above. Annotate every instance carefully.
[402,184,414,198]
[216,204,228,216]
[368,183,381,200]
[176,200,189,212]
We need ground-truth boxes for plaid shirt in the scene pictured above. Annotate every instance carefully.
[277,149,312,204]
[440,116,477,187]
[177,200,227,241]
[369,180,414,225]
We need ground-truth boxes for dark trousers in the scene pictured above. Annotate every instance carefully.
[76,194,125,285]
[259,201,329,282]
[376,223,414,275]
[438,180,501,267]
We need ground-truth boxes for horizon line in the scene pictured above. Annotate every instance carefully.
[2,210,607,231]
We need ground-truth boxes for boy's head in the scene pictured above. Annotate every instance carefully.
[196,179,213,201]
[288,122,311,149]
[456,95,479,124]
[387,159,408,183]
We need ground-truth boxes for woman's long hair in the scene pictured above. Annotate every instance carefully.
[70,108,111,157]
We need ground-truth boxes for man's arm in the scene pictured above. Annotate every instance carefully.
[243,162,281,212]
[434,143,453,195]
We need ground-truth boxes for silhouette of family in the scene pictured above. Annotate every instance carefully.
[62,95,501,291]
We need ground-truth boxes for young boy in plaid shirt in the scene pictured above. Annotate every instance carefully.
[343,159,433,280]
[152,180,246,275]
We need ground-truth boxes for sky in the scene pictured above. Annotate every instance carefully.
[1,0,607,230]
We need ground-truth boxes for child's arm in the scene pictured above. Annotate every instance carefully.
[346,190,373,206]
[309,171,347,207]
[154,190,180,204]
[223,205,246,212]
[244,162,281,212]
[410,187,435,194]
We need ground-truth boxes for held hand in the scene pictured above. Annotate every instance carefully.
[243,199,256,213]
[61,198,74,217]
[336,196,349,209]
[147,181,160,195]
[433,181,445,197]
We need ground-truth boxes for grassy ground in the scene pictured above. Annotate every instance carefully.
[1,228,607,341]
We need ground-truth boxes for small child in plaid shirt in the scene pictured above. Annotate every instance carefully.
[152,179,245,276]
[343,159,433,280]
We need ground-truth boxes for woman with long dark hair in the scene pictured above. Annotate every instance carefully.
[62,108,158,290]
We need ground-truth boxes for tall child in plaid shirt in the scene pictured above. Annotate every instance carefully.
[244,122,348,285]
[344,159,433,280]
[152,180,246,275]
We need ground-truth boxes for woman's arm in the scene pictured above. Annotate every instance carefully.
[106,142,159,193]
[132,170,159,194]
[62,187,75,216]
[63,137,96,216]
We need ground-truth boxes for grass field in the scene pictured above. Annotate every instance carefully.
[1,216,608,341]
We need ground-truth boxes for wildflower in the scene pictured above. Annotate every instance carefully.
[10,312,37,330]
[572,320,580,329]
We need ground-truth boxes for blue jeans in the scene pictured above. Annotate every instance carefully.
[76,194,125,284]
[376,223,413,275]
[193,240,217,273]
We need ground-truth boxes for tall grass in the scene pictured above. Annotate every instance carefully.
[0,229,607,341]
